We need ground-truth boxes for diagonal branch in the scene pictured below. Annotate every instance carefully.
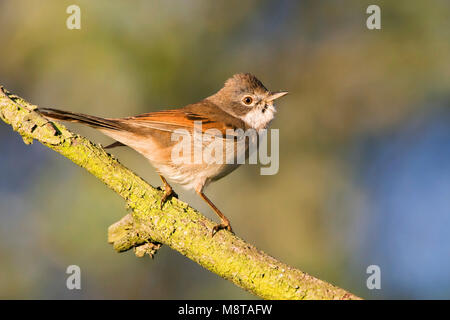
[0,86,361,300]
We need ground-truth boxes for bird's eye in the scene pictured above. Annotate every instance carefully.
[242,96,253,105]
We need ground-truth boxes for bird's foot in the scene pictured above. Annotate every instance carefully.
[211,222,233,237]
[159,175,177,209]
[160,186,177,209]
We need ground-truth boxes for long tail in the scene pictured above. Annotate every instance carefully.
[38,108,122,131]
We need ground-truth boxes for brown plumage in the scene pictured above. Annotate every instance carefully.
[37,73,288,235]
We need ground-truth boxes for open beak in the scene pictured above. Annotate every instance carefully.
[267,91,289,102]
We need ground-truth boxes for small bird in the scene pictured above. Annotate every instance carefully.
[38,73,288,235]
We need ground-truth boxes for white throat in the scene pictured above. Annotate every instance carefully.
[241,104,276,131]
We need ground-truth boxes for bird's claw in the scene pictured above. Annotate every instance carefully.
[160,188,177,209]
[211,223,233,237]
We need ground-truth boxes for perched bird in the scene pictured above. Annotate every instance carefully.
[39,73,288,235]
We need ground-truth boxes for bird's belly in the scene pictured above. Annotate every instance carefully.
[125,132,249,190]
[156,162,241,191]
[159,136,248,190]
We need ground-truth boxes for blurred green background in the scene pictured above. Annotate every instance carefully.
[2,0,450,299]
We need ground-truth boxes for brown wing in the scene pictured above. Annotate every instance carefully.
[119,101,245,139]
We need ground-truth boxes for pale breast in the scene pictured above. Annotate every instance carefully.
[155,133,249,191]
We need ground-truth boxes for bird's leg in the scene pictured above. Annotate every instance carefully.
[159,175,176,209]
[195,187,233,236]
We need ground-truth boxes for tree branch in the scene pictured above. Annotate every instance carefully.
[0,86,361,300]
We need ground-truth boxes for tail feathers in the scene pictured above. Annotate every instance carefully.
[38,108,122,131]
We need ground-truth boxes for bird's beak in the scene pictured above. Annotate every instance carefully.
[267,91,288,102]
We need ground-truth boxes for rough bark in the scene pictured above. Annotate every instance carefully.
[0,86,361,300]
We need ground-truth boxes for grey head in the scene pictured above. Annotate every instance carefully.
[207,73,288,131]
